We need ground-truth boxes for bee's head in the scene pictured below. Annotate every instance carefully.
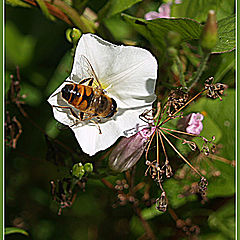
[61,84,73,101]
[105,98,118,118]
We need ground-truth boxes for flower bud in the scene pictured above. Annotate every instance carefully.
[65,28,82,44]
[167,47,178,58]
[178,113,204,135]
[167,31,181,47]
[84,163,93,173]
[72,162,85,179]
[200,10,218,51]
[109,127,155,172]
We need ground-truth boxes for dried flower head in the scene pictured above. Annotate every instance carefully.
[204,77,227,100]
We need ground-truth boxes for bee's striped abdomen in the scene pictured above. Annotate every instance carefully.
[68,84,93,111]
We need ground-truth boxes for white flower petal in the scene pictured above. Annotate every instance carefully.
[48,34,158,156]
[72,34,158,108]
[72,105,152,156]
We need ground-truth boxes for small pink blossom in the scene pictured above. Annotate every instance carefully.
[144,1,182,20]
[186,113,204,135]
[145,3,171,20]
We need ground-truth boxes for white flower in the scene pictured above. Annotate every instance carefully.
[48,34,157,156]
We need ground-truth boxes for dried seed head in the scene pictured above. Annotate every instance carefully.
[156,192,168,212]
[204,77,227,100]
[165,164,173,178]
[198,177,208,196]
[166,89,189,116]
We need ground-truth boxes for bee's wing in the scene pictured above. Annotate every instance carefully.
[72,55,102,89]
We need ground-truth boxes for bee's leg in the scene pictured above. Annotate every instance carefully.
[96,117,102,122]
[90,120,102,134]
[78,77,94,85]
[88,78,94,87]
[79,112,84,121]
[52,105,79,119]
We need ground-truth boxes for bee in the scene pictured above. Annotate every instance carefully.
[52,55,117,131]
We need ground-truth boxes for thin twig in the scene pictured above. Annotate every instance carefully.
[160,89,206,126]
[159,130,202,177]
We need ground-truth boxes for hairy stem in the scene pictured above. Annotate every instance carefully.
[188,52,210,90]
[174,55,187,88]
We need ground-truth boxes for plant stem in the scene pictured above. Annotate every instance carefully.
[188,52,210,91]
[134,207,157,240]
[50,0,96,33]
[174,55,187,88]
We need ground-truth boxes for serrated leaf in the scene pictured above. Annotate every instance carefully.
[122,14,202,56]
[212,15,235,53]
[35,0,55,21]
[171,0,235,22]
[5,227,29,236]
[98,0,142,20]
[208,199,235,239]
[6,0,31,8]
[122,13,235,55]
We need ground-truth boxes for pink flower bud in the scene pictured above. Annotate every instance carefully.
[178,113,204,135]
[109,127,155,172]
[186,113,204,135]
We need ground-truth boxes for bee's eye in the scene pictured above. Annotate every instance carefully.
[61,84,73,100]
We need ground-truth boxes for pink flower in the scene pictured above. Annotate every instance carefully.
[186,113,204,135]
[144,1,182,20]
[145,3,171,20]
[109,127,156,172]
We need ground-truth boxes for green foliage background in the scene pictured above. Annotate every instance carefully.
[5,0,235,239]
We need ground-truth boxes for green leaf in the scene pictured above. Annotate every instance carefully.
[21,83,43,106]
[72,0,89,14]
[171,0,235,22]
[130,216,145,236]
[212,15,236,53]
[45,51,73,96]
[35,0,55,21]
[6,21,36,67]
[184,89,235,198]
[6,0,31,8]
[98,0,142,20]
[188,89,235,160]
[214,51,235,82]
[207,160,235,198]
[5,227,29,236]
[208,199,235,239]
[122,14,202,54]
[164,177,197,209]
[200,233,228,240]
[141,204,164,220]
